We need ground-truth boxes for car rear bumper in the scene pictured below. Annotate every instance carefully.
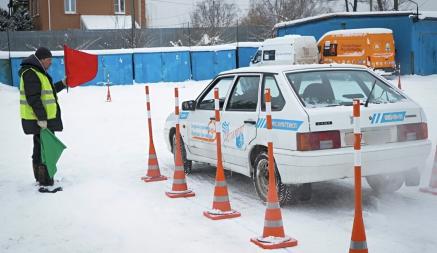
[274,139,432,184]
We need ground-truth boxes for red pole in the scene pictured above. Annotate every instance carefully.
[349,99,368,253]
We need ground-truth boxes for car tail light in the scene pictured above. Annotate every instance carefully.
[297,131,341,151]
[397,123,428,142]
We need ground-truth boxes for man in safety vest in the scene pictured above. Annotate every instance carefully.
[19,47,67,186]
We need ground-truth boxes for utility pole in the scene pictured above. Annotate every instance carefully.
[394,0,399,11]
[131,0,136,48]
[7,0,13,16]
[131,0,136,81]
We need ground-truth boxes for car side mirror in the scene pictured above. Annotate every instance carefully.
[182,100,196,111]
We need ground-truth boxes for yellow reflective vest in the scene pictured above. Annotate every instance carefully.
[19,68,57,120]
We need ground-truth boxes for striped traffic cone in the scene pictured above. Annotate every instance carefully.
[203,88,241,220]
[250,89,297,250]
[397,63,402,90]
[420,147,437,195]
[106,84,112,102]
[141,86,167,183]
[165,87,195,198]
[349,99,368,253]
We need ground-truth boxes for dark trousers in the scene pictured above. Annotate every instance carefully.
[32,133,54,186]
[32,132,55,165]
[32,134,41,165]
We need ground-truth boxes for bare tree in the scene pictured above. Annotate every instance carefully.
[374,0,408,11]
[377,0,384,10]
[353,0,358,11]
[240,0,331,39]
[190,0,239,45]
[394,0,399,10]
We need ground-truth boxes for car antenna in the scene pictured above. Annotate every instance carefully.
[365,79,377,107]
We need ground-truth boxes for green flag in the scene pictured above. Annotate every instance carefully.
[40,128,67,179]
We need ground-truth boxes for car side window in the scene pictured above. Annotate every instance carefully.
[261,75,285,111]
[263,50,275,61]
[323,41,337,56]
[197,76,234,110]
[226,76,260,111]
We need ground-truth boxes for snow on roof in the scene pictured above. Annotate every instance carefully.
[0,51,10,60]
[274,11,414,29]
[321,28,393,38]
[2,43,261,59]
[419,11,437,20]
[233,42,262,48]
[221,63,367,75]
[189,44,236,52]
[7,49,135,58]
[80,15,140,30]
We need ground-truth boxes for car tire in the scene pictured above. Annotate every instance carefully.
[172,133,192,174]
[366,172,404,194]
[253,151,297,205]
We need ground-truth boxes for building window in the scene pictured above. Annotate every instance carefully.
[31,0,39,16]
[64,0,76,14]
[114,0,126,14]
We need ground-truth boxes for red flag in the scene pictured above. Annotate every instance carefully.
[63,45,98,87]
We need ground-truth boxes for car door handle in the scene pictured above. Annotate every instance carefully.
[244,120,257,125]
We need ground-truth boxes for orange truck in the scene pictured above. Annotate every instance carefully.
[318,28,396,75]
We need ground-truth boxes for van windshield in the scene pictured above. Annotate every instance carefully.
[285,70,406,108]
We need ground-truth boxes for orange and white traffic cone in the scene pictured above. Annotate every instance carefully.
[420,147,437,195]
[106,84,112,102]
[165,87,195,198]
[250,89,297,250]
[141,86,167,183]
[349,99,368,253]
[203,88,241,220]
[397,64,402,90]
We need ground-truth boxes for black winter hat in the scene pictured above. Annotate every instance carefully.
[35,47,52,60]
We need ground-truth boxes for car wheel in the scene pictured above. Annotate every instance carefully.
[172,133,192,174]
[366,172,404,194]
[253,151,297,205]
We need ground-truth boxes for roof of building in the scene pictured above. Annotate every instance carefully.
[80,15,140,30]
[274,11,415,30]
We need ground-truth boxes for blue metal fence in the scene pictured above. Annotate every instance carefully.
[10,57,65,87]
[237,47,258,67]
[3,46,257,86]
[0,59,11,85]
[191,49,236,80]
[134,51,191,83]
[412,20,437,75]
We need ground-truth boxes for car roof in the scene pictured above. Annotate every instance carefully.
[219,64,368,75]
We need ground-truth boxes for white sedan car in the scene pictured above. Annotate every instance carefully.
[164,64,431,204]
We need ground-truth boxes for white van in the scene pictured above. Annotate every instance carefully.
[250,35,319,66]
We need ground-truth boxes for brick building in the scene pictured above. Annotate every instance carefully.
[29,0,147,30]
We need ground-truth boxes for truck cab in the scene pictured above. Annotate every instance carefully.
[250,35,319,66]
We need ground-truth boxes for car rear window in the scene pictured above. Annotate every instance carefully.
[285,70,405,108]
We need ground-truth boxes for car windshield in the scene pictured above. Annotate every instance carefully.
[285,70,406,108]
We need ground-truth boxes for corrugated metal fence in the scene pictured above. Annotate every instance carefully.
[1,45,259,87]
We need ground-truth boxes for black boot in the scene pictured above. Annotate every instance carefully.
[37,164,54,186]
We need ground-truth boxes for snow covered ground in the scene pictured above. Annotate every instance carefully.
[1,75,436,253]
